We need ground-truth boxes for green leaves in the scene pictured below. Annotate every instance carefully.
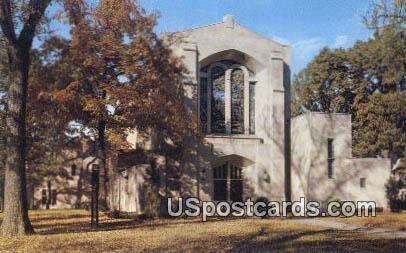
[353,92,405,157]
[292,21,405,158]
[292,47,351,115]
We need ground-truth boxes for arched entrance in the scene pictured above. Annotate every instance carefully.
[212,154,254,202]
[213,162,243,201]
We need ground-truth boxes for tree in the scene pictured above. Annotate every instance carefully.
[292,48,351,116]
[0,0,52,236]
[364,0,405,33]
[385,176,404,211]
[292,0,405,158]
[353,91,405,157]
[50,0,193,208]
[350,27,405,157]
[0,35,6,211]
[0,0,193,235]
[26,37,75,199]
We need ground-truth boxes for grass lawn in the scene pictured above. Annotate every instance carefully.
[0,210,405,252]
[326,212,406,231]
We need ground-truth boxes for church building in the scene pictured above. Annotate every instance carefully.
[107,15,391,214]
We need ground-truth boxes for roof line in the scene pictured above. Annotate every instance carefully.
[170,21,223,34]
[169,21,289,48]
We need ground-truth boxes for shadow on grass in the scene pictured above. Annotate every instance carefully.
[35,215,238,235]
[3,211,406,252]
[30,213,89,222]
[229,229,406,253]
[146,226,406,253]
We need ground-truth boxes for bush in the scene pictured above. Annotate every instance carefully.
[385,176,401,212]
[143,185,161,218]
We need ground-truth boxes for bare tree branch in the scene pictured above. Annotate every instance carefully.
[18,0,52,47]
[0,0,17,43]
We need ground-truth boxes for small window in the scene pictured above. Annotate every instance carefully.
[360,178,366,188]
[51,190,57,205]
[71,164,77,176]
[41,189,47,205]
[327,138,334,179]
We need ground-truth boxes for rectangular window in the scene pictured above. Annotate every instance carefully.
[249,82,255,135]
[360,178,366,188]
[327,138,334,179]
[71,164,77,176]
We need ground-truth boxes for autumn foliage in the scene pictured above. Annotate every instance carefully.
[54,0,194,144]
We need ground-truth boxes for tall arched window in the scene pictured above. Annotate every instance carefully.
[200,60,255,135]
[211,66,226,133]
[231,69,244,134]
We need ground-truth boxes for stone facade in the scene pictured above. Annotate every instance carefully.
[108,15,391,213]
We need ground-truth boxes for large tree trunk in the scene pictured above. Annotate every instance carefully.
[0,46,33,236]
[0,195,3,212]
[98,119,108,209]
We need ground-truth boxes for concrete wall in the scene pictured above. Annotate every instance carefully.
[291,112,390,208]
[342,158,390,207]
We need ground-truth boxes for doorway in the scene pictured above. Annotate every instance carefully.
[213,162,243,201]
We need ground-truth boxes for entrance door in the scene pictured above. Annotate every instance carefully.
[213,162,243,201]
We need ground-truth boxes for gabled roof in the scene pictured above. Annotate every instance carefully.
[170,14,288,48]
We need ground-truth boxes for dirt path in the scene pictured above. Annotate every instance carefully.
[293,218,406,239]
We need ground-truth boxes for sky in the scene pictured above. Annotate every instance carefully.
[139,0,375,74]
[44,0,376,74]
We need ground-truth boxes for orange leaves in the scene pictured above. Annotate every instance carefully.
[106,128,130,151]
[27,0,196,152]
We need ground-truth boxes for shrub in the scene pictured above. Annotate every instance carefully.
[385,176,401,212]
[143,184,161,218]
